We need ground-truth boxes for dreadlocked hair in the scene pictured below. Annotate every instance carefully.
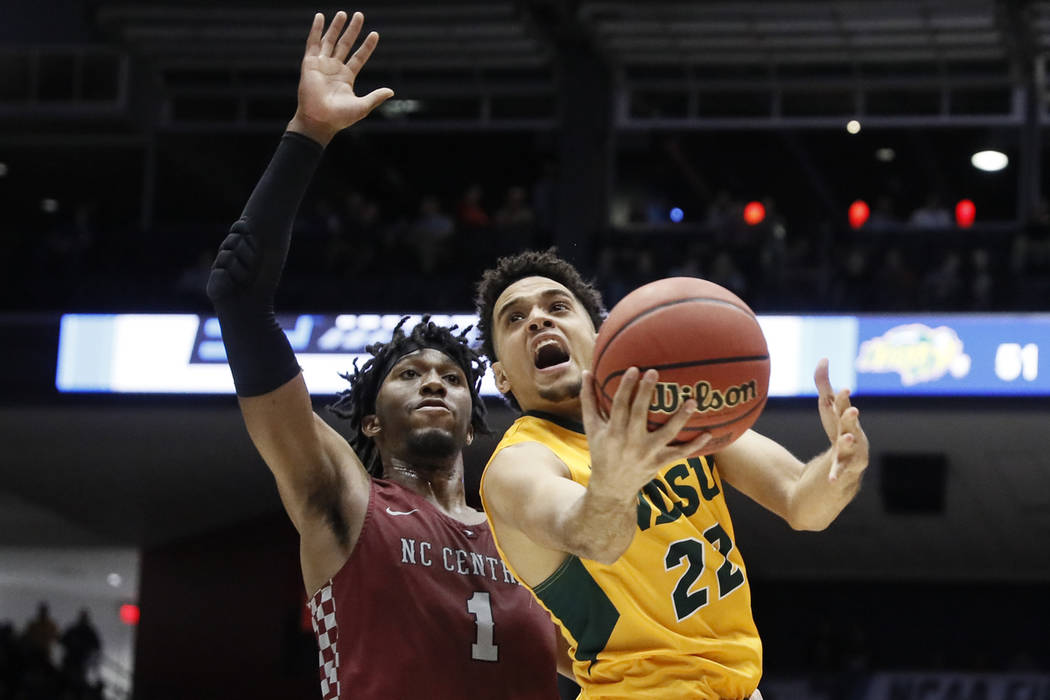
[328,316,490,476]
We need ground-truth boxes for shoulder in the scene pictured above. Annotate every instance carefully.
[493,414,582,459]
[482,440,572,516]
[487,440,570,480]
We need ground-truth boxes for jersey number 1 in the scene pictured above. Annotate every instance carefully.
[466,591,499,661]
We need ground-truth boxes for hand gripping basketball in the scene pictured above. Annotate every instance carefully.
[592,277,770,455]
[581,367,711,502]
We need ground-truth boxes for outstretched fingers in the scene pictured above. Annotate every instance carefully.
[333,12,365,64]
[346,30,380,75]
[303,13,325,59]
[320,11,349,58]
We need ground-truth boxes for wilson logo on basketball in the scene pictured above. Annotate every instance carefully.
[650,379,759,414]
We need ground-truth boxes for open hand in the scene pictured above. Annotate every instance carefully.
[288,11,394,144]
[814,358,869,482]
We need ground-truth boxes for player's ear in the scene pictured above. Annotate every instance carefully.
[362,414,381,437]
[466,425,474,446]
[492,361,512,394]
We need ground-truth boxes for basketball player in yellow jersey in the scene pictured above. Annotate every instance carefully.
[473,250,870,699]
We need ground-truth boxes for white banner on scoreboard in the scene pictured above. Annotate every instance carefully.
[57,312,857,397]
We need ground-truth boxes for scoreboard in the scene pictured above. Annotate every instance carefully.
[55,312,1049,397]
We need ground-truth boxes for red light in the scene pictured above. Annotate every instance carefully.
[848,200,870,230]
[120,604,140,626]
[955,199,976,228]
[743,201,766,226]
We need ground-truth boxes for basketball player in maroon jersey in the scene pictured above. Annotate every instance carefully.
[207,12,559,699]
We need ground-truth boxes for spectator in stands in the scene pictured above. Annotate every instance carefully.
[922,250,964,308]
[456,183,490,230]
[909,194,952,229]
[456,183,492,269]
[409,194,454,274]
[0,620,20,696]
[668,243,704,279]
[705,189,737,230]
[970,248,994,309]
[494,185,535,252]
[868,195,900,232]
[21,603,58,668]
[708,250,748,297]
[873,248,918,309]
[59,609,101,691]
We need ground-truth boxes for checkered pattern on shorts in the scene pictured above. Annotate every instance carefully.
[309,582,340,700]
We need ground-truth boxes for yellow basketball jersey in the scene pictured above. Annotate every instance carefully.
[481,412,762,700]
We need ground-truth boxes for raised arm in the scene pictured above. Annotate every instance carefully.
[484,369,708,576]
[715,359,869,531]
[205,11,392,591]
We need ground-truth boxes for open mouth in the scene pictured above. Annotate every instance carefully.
[533,340,570,370]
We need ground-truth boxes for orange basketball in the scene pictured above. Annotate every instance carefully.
[592,277,770,454]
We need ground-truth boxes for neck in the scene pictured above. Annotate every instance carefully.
[524,396,583,424]
[381,454,473,515]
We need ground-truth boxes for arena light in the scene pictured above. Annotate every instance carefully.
[971,150,1008,172]
[742,201,766,226]
[120,604,140,626]
[875,148,895,162]
[848,200,870,230]
[846,119,862,134]
[955,199,976,228]
[669,207,684,223]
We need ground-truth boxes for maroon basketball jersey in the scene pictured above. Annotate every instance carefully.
[307,478,558,699]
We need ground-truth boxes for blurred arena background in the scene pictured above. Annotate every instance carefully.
[1,1,1049,698]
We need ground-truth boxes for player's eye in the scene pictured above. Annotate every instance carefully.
[400,369,418,379]
[551,301,569,312]
[508,311,524,323]
[444,374,461,384]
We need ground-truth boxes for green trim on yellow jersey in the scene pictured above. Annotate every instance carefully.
[532,554,619,672]
[482,412,763,699]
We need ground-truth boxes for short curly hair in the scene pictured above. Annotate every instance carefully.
[474,249,605,410]
[328,316,490,476]
[475,248,606,364]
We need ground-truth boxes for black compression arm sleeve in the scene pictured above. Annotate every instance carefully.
[206,131,324,397]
